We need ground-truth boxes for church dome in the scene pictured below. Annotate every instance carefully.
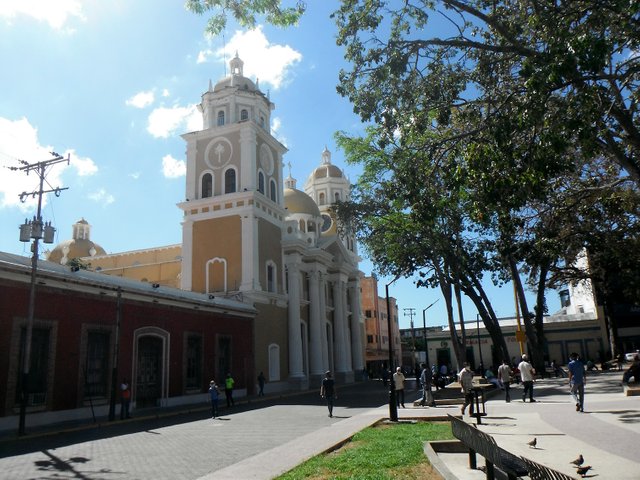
[214,75,258,93]
[284,187,321,217]
[213,53,259,93]
[311,164,344,179]
[46,218,106,265]
[306,146,347,184]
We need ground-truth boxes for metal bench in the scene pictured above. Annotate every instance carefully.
[449,415,577,480]
[449,414,528,479]
[519,456,577,480]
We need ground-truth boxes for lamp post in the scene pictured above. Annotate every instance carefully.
[476,313,485,377]
[385,276,400,422]
[422,299,439,367]
[13,153,68,436]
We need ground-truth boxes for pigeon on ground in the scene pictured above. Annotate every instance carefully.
[576,465,591,477]
[527,438,537,448]
[570,454,584,467]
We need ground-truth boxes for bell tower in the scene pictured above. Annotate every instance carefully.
[178,55,288,299]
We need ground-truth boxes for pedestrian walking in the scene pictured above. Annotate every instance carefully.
[458,363,474,416]
[120,379,131,420]
[393,366,406,408]
[209,380,220,418]
[225,372,235,407]
[257,371,265,396]
[320,370,337,417]
[616,352,624,371]
[518,354,537,402]
[419,363,435,406]
[568,352,586,412]
[497,359,512,402]
[567,352,587,412]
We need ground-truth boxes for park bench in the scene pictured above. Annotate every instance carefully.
[449,414,528,480]
[448,415,577,480]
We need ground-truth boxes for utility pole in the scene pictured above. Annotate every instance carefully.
[11,152,69,435]
[404,308,416,363]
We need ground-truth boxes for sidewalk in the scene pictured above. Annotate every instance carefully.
[1,371,637,479]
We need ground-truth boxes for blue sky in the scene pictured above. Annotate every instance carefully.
[0,0,560,329]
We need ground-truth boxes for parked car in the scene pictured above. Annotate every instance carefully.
[625,350,640,362]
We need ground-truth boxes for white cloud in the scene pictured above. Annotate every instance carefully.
[206,26,302,90]
[161,89,170,98]
[0,0,85,30]
[88,188,115,206]
[197,49,212,64]
[126,90,155,109]
[147,105,200,138]
[271,116,288,147]
[0,117,96,211]
[66,149,98,176]
[129,172,141,180]
[162,154,186,178]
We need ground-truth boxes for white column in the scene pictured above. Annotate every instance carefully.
[240,214,261,291]
[340,280,353,372]
[318,273,329,371]
[332,279,348,373]
[240,127,257,191]
[286,259,304,378]
[180,219,194,291]
[308,269,323,376]
[349,279,364,372]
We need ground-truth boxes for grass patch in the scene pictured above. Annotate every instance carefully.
[276,421,454,480]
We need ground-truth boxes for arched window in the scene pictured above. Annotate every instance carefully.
[299,219,306,232]
[258,171,265,194]
[260,116,265,127]
[217,110,225,126]
[224,168,236,193]
[269,179,277,202]
[319,192,325,205]
[240,109,248,121]
[335,192,341,202]
[201,173,213,198]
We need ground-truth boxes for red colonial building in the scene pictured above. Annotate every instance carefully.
[0,252,255,433]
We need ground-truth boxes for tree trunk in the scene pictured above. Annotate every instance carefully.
[509,256,545,374]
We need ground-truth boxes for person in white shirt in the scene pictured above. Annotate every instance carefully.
[458,363,474,416]
[497,359,512,402]
[518,354,537,402]
[393,367,406,408]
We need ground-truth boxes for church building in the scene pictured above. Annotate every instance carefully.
[51,55,364,395]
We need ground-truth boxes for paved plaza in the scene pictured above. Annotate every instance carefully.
[0,370,638,479]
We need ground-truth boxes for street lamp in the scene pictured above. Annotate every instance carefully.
[385,275,401,422]
[422,299,439,367]
[476,313,485,377]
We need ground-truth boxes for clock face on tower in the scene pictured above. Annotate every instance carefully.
[259,144,274,176]
[321,214,333,233]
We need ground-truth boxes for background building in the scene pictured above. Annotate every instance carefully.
[360,274,402,376]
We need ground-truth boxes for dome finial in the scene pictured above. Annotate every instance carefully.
[230,53,244,76]
[285,161,296,189]
[321,146,331,165]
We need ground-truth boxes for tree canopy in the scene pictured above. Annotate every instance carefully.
[187,0,640,363]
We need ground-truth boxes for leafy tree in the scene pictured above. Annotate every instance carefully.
[185,0,306,36]
[333,0,640,185]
